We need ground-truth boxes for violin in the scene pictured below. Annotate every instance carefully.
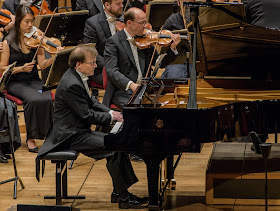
[24,28,61,54]
[30,0,53,16]
[0,9,12,26]
[135,28,188,49]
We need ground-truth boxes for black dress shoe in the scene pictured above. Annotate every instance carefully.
[26,140,39,153]
[118,193,148,209]
[28,147,38,153]
[0,156,8,163]
[4,154,11,159]
[111,192,120,203]
[130,155,143,162]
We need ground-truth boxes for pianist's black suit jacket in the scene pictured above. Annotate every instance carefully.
[76,0,103,17]
[103,29,177,107]
[84,11,112,71]
[243,0,280,29]
[36,68,138,192]
[37,67,111,161]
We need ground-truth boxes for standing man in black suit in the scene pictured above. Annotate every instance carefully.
[83,0,123,85]
[103,7,181,108]
[36,45,147,209]
[242,0,280,30]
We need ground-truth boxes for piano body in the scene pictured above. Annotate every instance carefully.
[105,1,280,208]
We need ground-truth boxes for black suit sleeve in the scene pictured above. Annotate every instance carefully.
[76,0,88,11]
[104,38,131,91]
[64,83,111,126]
[83,18,105,68]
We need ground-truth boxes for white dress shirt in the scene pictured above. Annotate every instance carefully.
[124,28,142,90]
[105,11,117,36]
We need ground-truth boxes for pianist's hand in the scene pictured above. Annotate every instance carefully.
[129,82,139,92]
[112,111,123,122]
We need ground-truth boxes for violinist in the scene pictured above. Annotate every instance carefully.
[103,7,181,109]
[0,5,63,153]
[83,0,124,86]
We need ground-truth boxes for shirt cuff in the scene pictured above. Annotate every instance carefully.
[126,81,133,91]
[109,110,114,124]
[170,47,178,55]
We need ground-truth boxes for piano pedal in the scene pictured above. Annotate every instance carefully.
[161,179,176,190]
[161,179,166,189]
[170,179,176,190]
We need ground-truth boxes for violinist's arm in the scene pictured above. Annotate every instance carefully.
[0,40,34,74]
[36,47,54,70]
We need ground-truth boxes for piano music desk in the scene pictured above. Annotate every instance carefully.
[206,142,280,205]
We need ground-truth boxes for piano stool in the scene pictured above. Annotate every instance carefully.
[206,143,280,206]
[40,149,85,205]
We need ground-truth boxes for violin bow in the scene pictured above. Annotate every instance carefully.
[32,7,57,61]
[145,26,164,78]
[123,0,130,13]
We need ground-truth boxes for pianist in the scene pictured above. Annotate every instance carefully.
[36,45,147,209]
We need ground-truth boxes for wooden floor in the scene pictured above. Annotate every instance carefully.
[1,104,280,211]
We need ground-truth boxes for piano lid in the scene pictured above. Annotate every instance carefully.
[186,1,280,79]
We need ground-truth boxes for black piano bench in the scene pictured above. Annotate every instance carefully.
[41,150,85,205]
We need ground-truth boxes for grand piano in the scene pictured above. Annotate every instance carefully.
[104,1,280,208]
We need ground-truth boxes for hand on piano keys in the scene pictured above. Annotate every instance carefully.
[112,111,123,122]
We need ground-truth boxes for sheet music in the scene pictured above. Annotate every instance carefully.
[110,122,123,134]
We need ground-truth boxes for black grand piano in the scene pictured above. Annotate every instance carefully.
[105,1,280,208]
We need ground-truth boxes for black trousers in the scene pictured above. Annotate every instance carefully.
[7,80,53,139]
[67,130,138,194]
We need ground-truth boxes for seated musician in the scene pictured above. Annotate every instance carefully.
[36,44,147,209]
[2,0,52,15]
[161,6,191,79]
[103,7,181,109]
[76,0,145,17]
[83,0,124,86]
[0,6,63,153]
[242,0,280,29]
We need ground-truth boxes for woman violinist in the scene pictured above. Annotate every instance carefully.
[0,5,63,153]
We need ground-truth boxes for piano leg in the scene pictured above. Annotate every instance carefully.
[146,160,161,208]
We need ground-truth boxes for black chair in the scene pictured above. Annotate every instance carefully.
[40,149,85,205]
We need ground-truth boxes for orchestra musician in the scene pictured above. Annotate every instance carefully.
[0,5,63,153]
[76,0,104,17]
[160,5,192,79]
[76,0,145,18]
[103,7,181,109]
[0,98,21,163]
[36,44,148,209]
[242,0,280,30]
[83,0,124,86]
[2,0,52,15]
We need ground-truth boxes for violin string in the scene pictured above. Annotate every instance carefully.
[32,7,57,61]
[145,25,164,78]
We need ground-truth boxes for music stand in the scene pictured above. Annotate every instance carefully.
[0,62,25,199]
[34,10,89,46]
[42,47,73,91]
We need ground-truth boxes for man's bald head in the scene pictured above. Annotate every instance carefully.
[124,7,145,24]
